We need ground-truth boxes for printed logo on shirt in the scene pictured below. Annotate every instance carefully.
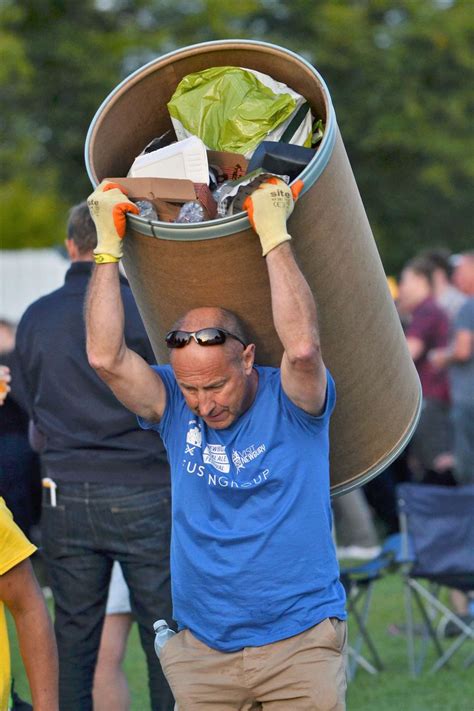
[183,457,271,489]
[203,444,230,473]
[231,444,266,473]
[185,420,202,455]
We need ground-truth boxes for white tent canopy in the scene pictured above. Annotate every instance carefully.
[0,250,69,324]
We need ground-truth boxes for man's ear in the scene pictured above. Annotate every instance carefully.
[65,238,77,260]
[242,343,256,374]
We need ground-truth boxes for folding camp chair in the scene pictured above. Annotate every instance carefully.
[397,483,474,676]
[340,534,402,680]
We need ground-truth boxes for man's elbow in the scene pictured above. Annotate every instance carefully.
[286,342,322,369]
[87,348,120,380]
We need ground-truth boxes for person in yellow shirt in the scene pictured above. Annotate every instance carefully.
[0,496,58,711]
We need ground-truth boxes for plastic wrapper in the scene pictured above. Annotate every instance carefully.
[168,66,313,159]
[311,119,325,147]
[175,201,207,223]
[135,200,158,220]
[212,169,289,218]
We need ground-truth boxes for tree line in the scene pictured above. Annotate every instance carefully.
[1,0,472,273]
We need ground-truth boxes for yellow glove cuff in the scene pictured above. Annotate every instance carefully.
[94,254,120,264]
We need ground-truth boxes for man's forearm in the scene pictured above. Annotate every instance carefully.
[266,243,321,359]
[11,578,58,710]
[85,263,127,372]
[6,560,58,711]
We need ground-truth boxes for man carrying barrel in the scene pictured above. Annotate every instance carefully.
[86,178,347,711]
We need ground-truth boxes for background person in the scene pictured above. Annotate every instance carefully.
[85,179,347,710]
[418,248,467,322]
[13,202,174,711]
[0,323,41,536]
[93,561,133,711]
[430,251,474,485]
[398,256,452,483]
[425,251,474,631]
[0,366,11,406]
[333,488,381,560]
[28,421,134,711]
[0,496,58,711]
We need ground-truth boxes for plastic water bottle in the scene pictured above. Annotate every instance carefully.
[175,200,206,223]
[153,619,176,659]
[136,200,158,220]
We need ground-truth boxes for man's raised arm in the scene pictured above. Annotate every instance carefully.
[85,181,166,422]
[245,179,327,415]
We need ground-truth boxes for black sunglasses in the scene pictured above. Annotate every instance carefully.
[165,327,247,349]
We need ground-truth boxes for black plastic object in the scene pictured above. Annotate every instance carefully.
[142,130,176,154]
[247,141,316,182]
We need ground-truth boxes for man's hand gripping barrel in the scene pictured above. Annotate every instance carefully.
[87,181,140,264]
[243,178,304,257]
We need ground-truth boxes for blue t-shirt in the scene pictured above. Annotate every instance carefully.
[450,297,474,406]
[139,364,346,651]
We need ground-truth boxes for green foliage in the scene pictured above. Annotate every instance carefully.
[251,0,474,272]
[1,0,472,271]
[0,179,68,249]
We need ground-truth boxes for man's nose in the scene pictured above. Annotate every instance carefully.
[197,391,214,416]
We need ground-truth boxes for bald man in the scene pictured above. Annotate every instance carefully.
[86,179,346,711]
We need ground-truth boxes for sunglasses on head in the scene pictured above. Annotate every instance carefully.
[165,327,247,349]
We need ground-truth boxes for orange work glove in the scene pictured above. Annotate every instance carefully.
[243,178,304,257]
[87,181,140,264]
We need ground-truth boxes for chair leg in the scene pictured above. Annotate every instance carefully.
[349,589,384,671]
[464,649,474,668]
[345,582,384,679]
[411,583,445,660]
[431,630,471,673]
[404,577,417,677]
[409,579,474,673]
[346,645,378,677]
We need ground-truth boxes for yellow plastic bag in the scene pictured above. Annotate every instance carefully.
[168,66,312,159]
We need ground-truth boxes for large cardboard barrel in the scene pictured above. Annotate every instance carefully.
[85,39,421,496]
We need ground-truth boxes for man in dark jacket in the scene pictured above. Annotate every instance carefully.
[14,202,173,711]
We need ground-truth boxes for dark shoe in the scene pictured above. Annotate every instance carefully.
[437,614,474,638]
[10,689,33,710]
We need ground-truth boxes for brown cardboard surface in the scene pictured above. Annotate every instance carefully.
[89,42,421,494]
[108,177,196,202]
[207,150,248,182]
[153,198,181,222]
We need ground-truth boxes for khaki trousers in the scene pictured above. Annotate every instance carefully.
[160,618,347,710]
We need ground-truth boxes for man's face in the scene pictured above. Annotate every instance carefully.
[171,340,256,429]
[398,268,429,312]
[453,257,474,296]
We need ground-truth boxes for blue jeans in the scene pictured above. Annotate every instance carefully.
[41,482,174,711]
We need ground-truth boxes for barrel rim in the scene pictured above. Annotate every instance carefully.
[85,39,337,241]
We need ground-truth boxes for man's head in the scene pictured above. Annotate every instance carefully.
[453,252,474,296]
[418,248,454,294]
[65,201,97,262]
[398,256,434,312]
[167,307,257,429]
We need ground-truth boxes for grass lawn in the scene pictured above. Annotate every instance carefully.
[7,573,473,710]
